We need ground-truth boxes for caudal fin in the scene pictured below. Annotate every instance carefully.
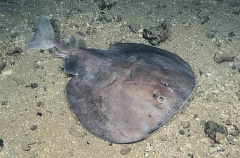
[26,15,55,50]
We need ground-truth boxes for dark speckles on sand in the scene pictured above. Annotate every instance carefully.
[0,139,4,151]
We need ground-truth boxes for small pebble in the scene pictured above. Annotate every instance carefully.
[11,30,19,38]
[179,129,185,135]
[144,152,150,157]
[30,83,38,88]
[104,13,113,22]
[225,119,231,125]
[31,125,37,131]
[36,112,42,117]
[181,121,190,129]
[215,132,226,143]
[227,135,234,141]
[206,32,215,39]
[120,147,132,155]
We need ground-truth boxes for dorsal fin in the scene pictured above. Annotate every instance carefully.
[27,15,55,50]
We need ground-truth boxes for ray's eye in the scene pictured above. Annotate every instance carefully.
[159,96,164,101]
[153,93,159,99]
[163,82,168,87]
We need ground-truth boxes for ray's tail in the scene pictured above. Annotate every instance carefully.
[26,15,55,50]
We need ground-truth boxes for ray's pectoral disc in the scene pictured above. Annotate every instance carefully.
[66,52,195,144]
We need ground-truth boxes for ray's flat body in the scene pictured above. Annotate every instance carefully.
[27,15,195,143]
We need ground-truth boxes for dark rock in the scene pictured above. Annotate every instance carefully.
[231,65,237,70]
[6,47,22,56]
[0,139,4,148]
[204,121,228,143]
[142,23,170,46]
[36,112,42,117]
[1,101,7,105]
[120,147,132,155]
[0,62,6,73]
[228,31,236,38]
[179,129,185,135]
[188,152,194,158]
[30,83,38,88]
[232,10,240,16]
[30,125,37,131]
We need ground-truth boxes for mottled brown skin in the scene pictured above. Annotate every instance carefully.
[62,43,195,143]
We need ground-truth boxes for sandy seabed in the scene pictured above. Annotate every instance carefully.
[0,0,240,157]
